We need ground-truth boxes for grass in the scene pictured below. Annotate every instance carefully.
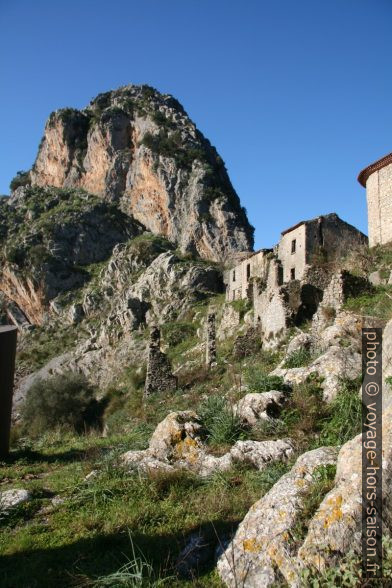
[283,348,313,369]
[344,285,392,321]
[17,323,84,373]
[245,366,286,393]
[0,431,289,588]
[198,396,245,447]
[290,463,336,545]
[317,377,362,446]
[301,534,392,587]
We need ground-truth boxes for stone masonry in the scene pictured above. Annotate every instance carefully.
[225,213,366,302]
[358,153,392,247]
[144,326,178,396]
[206,313,217,367]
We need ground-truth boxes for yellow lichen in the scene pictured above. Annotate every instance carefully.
[242,538,262,553]
[323,494,343,528]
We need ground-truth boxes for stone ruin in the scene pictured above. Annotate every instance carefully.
[144,326,178,397]
[205,313,217,368]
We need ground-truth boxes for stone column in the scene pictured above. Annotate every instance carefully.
[144,326,177,397]
[206,313,217,368]
[0,325,17,457]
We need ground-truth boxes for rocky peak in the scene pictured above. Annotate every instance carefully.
[28,84,254,261]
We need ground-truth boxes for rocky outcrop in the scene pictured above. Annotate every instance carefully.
[0,186,142,323]
[217,447,339,587]
[28,85,254,261]
[273,344,361,403]
[233,391,289,426]
[122,411,294,477]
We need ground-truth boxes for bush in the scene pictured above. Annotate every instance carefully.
[22,371,100,435]
[245,367,287,393]
[9,170,30,192]
[198,395,244,446]
[162,321,196,347]
[318,378,362,446]
[283,348,312,369]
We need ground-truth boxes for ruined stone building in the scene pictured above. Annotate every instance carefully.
[225,213,366,302]
[224,213,367,347]
[358,152,392,247]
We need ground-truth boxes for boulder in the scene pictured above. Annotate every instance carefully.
[273,344,361,402]
[123,411,294,477]
[217,447,339,587]
[298,404,392,572]
[233,391,288,426]
[286,332,313,357]
[0,488,31,511]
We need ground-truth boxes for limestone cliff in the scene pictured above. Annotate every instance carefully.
[28,85,254,261]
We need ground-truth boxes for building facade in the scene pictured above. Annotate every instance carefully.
[225,213,367,302]
[358,152,392,247]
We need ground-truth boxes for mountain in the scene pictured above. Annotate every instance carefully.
[24,84,254,261]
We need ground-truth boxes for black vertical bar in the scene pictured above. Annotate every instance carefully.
[0,325,17,457]
[362,327,383,580]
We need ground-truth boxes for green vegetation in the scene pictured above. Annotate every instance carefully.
[0,430,290,588]
[344,284,392,320]
[301,534,392,586]
[198,396,244,447]
[21,372,101,436]
[229,297,251,318]
[17,323,83,373]
[140,130,207,171]
[245,367,286,393]
[291,464,336,545]
[9,170,30,192]
[318,377,362,446]
[283,347,313,368]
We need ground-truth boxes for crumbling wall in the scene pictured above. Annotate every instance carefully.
[312,270,371,334]
[206,313,217,367]
[144,326,177,396]
[224,250,272,301]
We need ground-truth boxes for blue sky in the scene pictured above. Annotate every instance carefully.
[1,0,391,249]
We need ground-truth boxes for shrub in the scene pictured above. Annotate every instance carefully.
[318,377,362,446]
[283,348,312,369]
[198,395,244,446]
[22,371,100,435]
[9,170,30,192]
[162,321,196,347]
[245,367,287,393]
[277,380,326,443]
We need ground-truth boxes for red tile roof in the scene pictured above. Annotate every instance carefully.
[358,152,392,187]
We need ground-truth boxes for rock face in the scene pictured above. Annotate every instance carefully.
[217,447,339,587]
[29,85,254,261]
[233,391,289,426]
[0,186,142,324]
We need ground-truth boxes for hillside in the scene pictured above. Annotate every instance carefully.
[1,87,392,588]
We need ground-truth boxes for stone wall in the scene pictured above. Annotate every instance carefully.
[144,326,177,396]
[278,222,307,283]
[312,270,371,335]
[205,313,217,367]
[305,214,367,263]
[224,250,271,302]
[366,162,392,247]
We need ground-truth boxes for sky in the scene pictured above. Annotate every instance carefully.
[1,0,391,249]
